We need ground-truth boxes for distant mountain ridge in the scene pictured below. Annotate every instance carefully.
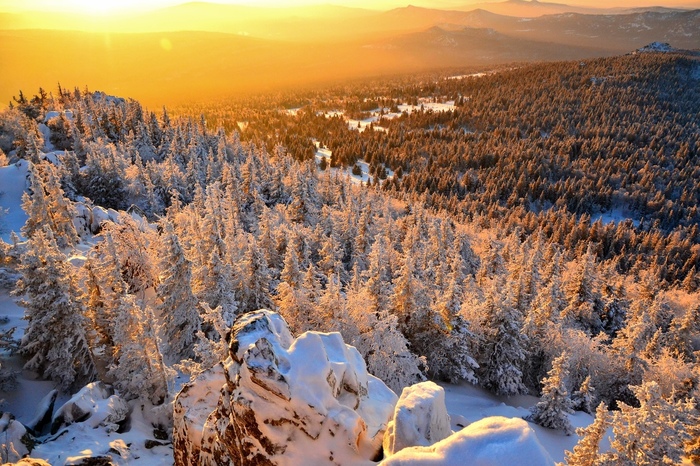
[0,1,698,108]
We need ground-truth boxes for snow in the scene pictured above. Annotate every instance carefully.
[592,208,640,227]
[440,382,601,464]
[0,159,30,243]
[380,416,554,466]
[32,399,174,466]
[397,101,456,114]
[313,141,394,186]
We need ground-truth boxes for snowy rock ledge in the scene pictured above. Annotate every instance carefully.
[380,416,555,466]
[173,310,398,466]
[383,381,452,456]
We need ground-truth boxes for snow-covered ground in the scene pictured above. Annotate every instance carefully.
[592,208,640,227]
[0,160,30,243]
[313,141,394,186]
[440,382,609,464]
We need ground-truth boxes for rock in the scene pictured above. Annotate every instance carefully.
[383,381,452,456]
[26,389,58,434]
[173,310,398,466]
[51,382,129,434]
[145,439,170,449]
[173,363,226,466]
[379,416,555,466]
[7,459,51,466]
[64,455,116,466]
[153,426,170,440]
[0,412,34,463]
[108,439,130,459]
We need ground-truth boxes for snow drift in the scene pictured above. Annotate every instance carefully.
[380,416,555,466]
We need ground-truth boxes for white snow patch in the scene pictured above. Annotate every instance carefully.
[380,416,554,466]
[0,159,30,243]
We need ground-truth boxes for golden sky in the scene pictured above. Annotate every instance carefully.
[2,0,695,15]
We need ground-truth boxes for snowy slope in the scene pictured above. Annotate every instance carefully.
[0,160,30,243]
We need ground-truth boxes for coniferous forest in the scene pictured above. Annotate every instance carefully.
[1,50,699,465]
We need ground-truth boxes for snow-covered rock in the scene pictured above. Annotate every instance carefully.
[383,381,452,456]
[25,389,58,434]
[379,416,555,466]
[51,382,129,434]
[173,363,226,466]
[5,459,50,466]
[173,310,398,466]
[0,411,34,463]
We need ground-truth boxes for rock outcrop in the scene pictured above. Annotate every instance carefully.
[382,381,452,456]
[174,310,398,466]
[380,416,555,466]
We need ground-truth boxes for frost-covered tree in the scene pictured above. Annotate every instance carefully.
[237,235,272,313]
[156,219,201,361]
[108,295,168,404]
[14,227,96,390]
[564,402,611,466]
[572,375,596,415]
[477,276,528,396]
[423,240,478,384]
[345,287,425,394]
[600,381,692,466]
[525,352,574,434]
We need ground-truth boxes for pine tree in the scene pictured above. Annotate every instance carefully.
[525,352,574,435]
[14,227,96,390]
[424,239,478,384]
[564,402,611,466]
[156,219,201,361]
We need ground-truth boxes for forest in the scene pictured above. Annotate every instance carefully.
[0,49,699,465]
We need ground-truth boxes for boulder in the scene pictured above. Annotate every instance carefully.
[0,412,34,463]
[51,382,129,434]
[173,310,398,466]
[379,416,555,466]
[383,381,452,456]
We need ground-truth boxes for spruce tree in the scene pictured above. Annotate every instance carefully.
[564,402,611,466]
[525,352,574,435]
[156,219,201,361]
[14,227,96,390]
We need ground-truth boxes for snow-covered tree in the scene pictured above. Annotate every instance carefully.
[14,227,96,390]
[108,295,168,404]
[525,352,574,434]
[345,287,425,394]
[156,219,201,361]
[564,402,611,466]
[600,381,692,466]
[477,276,528,396]
[572,375,596,415]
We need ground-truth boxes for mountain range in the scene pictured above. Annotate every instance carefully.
[0,1,697,107]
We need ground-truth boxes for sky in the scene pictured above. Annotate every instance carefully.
[0,0,698,14]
